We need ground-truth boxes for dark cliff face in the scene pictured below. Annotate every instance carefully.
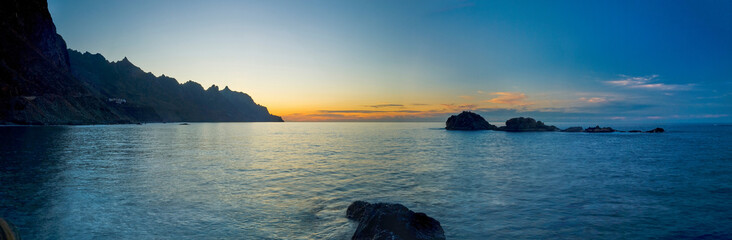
[0,0,131,124]
[68,50,283,122]
[0,0,282,124]
[0,0,69,77]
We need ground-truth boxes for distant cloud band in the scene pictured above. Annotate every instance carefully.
[605,75,694,91]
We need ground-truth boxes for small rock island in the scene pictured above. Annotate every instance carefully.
[445,111,497,130]
[647,128,665,133]
[346,201,445,240]
[561,126,584,132]
[498,117,560,132]
[584,125,616,133]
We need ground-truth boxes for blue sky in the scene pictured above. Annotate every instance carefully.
[48,0,732,122]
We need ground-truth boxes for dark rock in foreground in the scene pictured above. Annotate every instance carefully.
[346,201,445,240]
[561,126,584,132]
[584,125,615,133]
[498,117,559,132]
[646,127,665,133]
[445,111,497,130]
[628,130,642,133]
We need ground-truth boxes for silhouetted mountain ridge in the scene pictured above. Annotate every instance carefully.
[68,50,283,122]
[0,0,282,124]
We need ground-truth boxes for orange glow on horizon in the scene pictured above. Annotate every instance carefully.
[266,90,616,122]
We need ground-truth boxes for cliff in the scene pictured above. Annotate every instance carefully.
[0,0,132,124]
[0,0,282,124]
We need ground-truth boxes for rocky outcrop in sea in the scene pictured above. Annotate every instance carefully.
[498,117,560,132]
[444,112,665,134]
[346,201,445,240]
[584,126,616,133]
[445,111,497,130]
[561,126,584,132]
[646,128,665,133]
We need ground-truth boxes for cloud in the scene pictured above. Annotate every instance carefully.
[484,92,530,105]
[319,110,422,113]
[440,103,478,111]
[367,104,404,108]
[579,97,607,103]
[571,100,653,114]
[305,113,347,118]
[696,93,730,99]
[605,75,694,91]
[697,114,729,118]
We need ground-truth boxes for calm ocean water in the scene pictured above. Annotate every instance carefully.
[1,122,731,239]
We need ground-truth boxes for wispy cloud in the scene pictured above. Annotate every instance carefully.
[367,104,404,108]
[441,103,477,111]
[579,97,607,103]
[697,114,729,118]
[605,75,694,91]
[484,92,531,105]
[696,93,730,99]
[319,110,421,113]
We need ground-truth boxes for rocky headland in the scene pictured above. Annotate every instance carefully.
[346,201,445,240]
[0,0,282,125]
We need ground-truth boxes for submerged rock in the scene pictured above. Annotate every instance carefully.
[498,117,559,132]
[561,126,584,132]
[628,130,642,133]
[346,201,445,240]
[646,127,665,133]
[584,125,615,133]
[445,111,497,130]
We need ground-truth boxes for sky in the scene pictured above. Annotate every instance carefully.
[48,0,732,122]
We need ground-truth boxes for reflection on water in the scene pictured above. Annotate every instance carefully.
[1,123,731,239]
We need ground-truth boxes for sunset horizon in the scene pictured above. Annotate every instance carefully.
[47,0,732,122]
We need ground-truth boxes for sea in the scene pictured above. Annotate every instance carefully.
[1,122,731,239]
